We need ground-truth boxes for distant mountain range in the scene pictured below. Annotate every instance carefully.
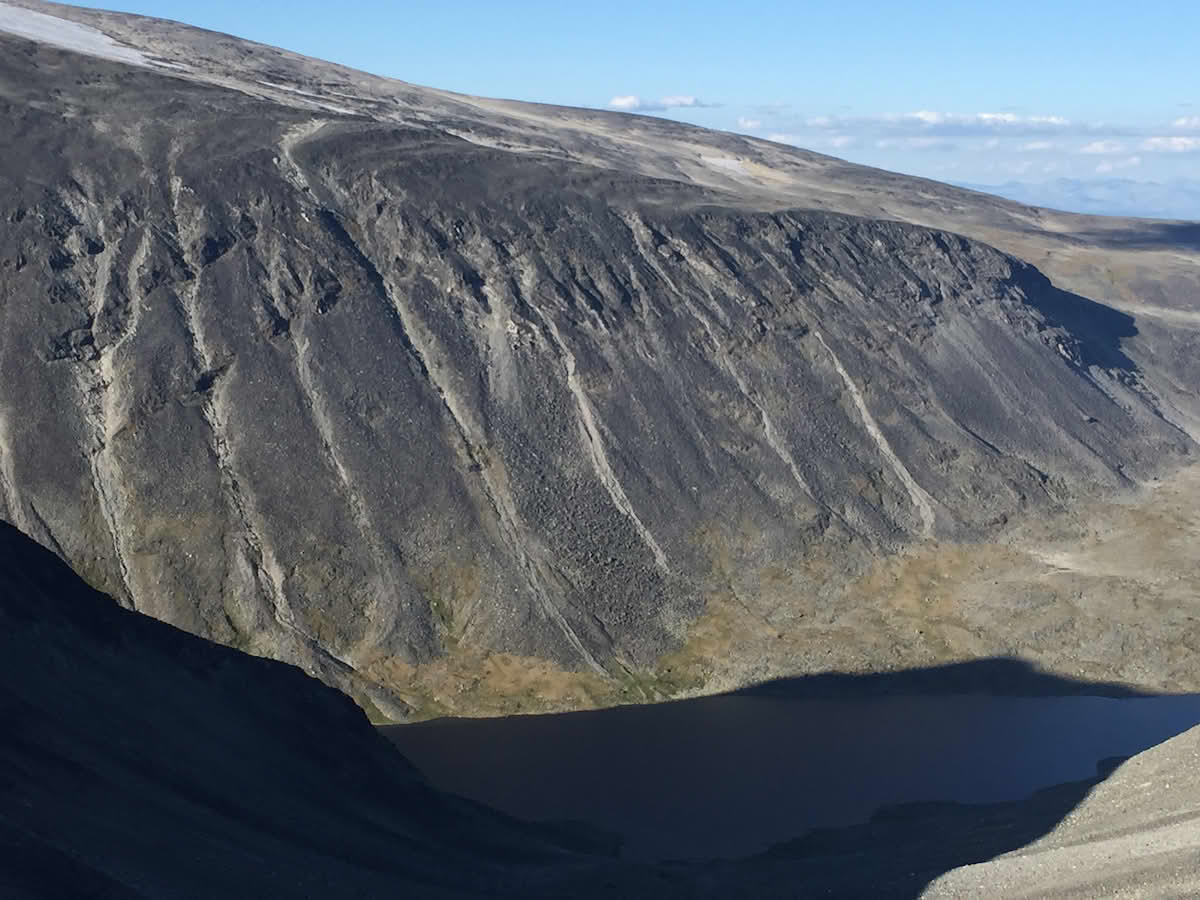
[955,178,1200,221]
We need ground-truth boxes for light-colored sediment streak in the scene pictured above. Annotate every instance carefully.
[289,321,420,652]
[0,406,24,531]
[521,266,671,576]
[565,335,672,575]
[814,330,937,537]
[684,293,818,504]
[405,266,609,672]
[182,285,289,632]
[264,202,391,566]
[167,175,352,662]
[83,225,151,608]
[619,210,836,522]
[277,118,326,194]
[303,170,608,674]
[290,331,378,545]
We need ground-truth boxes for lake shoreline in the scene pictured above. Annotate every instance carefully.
[384,688,1200,861]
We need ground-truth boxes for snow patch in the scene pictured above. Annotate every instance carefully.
[0,3,152,67]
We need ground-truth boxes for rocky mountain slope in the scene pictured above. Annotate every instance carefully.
[922,724,1200,899]
[0,1,1197,716]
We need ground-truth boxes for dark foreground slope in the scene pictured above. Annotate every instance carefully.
[0,5,1195,715]
[0,520,605,899]
[5,519,1199,899]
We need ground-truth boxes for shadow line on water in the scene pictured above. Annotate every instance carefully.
[385,657,1200,898]
[749,754,1126,898]
[726,656,1155,700]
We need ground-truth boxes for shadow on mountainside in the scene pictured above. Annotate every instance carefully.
[1074,221,1200,252]
[0,520,610,900]
[1011,264,1141,372]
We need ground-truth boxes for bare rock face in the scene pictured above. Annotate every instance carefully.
[0,5,1195,715]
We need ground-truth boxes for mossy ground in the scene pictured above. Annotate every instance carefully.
[361,465,1200,722]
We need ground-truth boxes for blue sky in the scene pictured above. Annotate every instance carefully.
[106,0,1199,189]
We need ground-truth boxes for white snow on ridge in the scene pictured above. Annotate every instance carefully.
[0,3,151,66]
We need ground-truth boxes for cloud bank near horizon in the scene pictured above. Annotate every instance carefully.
[599,94,1198,212]
[739,107,1200,186]
[608,94,718,112]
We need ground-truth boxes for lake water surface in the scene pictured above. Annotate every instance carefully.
[384,692,1200,860]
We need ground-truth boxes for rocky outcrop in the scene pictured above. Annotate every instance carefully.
[0,10,1193,714]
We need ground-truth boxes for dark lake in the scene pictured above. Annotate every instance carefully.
[384,690,1200,860]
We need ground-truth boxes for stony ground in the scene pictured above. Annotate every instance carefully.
[923,725,1200,899]
[379,460,1200,718]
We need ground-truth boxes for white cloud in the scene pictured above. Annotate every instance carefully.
[746,110,1194,150]
[737,117,762,130]
[1079,140,1125,154]
[607,94,716,112]
[875,136,955,150]
[764,133,853,151]
[905,110,1059,127]
[1141,136,1200,152]
[806,111,1075,137]
[1095,155,1142,173]
[765,133,856,151]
